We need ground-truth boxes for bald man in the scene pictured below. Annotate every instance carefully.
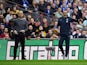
[12,11,28,60]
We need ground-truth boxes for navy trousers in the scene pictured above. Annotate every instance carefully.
[59,35,70,57]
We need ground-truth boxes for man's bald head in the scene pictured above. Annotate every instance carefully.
[18,11,24,18]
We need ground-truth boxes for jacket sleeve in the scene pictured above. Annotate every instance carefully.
[69,17,78,22]
[58,18,61,26]
[10,19,17,31]
[24,20,28,31]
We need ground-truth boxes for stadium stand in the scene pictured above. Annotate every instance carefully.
[0,0,87,40]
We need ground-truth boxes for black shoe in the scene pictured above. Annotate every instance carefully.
[22,58,26,60]
[13,58,16,60]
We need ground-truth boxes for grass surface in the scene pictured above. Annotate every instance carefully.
[0,60,87,65]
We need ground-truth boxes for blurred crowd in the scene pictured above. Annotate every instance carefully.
[0,0,87,40]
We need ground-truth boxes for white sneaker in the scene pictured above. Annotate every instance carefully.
[64,56,68,60]
[61,54,69,60]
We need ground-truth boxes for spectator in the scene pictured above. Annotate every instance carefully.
[5,11,13,23]
[0,24,5,38]
[51,3,57,12]
[54,0,61,8]
[32,0,38,12]
[72,8,82,20]
[27,14,32,24]
[3,28,10,39]
[53,21,58,29]
[25,25,35,39]
[2,18,8,28]
[61,1,68,11]
[71,14,78,31]
[4,7,11,17]
[12,6,19,15]
[43,23,49,33]
[38,0,46,12]
[83,2,87,9]
[83,19,87,27]
[46,29,53,38]
[45,5,53,15]
[29,18,36,31]
[78,1,83,11]
[0,14,4,24]
[0,3,6,14]
[54,7,63,19]
[35,25,46,38]
[67,8,73,17]
[73,29,81,38]
[79,30,87,38]
[72,3,78,9]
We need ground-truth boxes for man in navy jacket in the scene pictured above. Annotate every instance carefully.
[58,10,77,59]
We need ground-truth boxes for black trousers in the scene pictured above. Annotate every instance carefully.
[59,35,70,57]
[14,32,25,59]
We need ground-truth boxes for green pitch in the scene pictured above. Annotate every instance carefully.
[0,60,87,65]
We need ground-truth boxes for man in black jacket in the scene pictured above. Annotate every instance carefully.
[58,10,77,59]
[13,11,28,60]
